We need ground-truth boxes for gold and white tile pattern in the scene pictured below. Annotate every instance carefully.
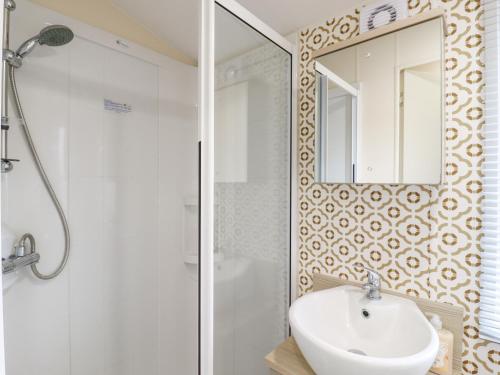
[297,0,500,373]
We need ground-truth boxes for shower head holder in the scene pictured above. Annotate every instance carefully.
[3,48,22,68]
[4,0,16,11]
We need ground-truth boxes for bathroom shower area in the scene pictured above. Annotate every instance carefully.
[0,0,293,375]
[0,0,199,374]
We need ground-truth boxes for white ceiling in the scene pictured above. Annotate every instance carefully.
[237,0,357,36]
[113,0,359,63]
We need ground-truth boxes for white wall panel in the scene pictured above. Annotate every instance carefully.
[1,1,198,375]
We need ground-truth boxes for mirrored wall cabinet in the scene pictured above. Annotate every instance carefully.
[314,9,445,184]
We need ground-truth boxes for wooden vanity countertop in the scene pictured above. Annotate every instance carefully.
[265,337,461,375]
[265,337,314,375]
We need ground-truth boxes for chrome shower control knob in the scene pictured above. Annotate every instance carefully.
[14,244,25,257]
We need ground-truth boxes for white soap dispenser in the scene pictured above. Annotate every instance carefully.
[428,313,454,375]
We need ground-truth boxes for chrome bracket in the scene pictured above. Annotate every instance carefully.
[4,0,16,11]
[3,49,21,68]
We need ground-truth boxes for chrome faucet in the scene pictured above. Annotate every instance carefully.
[361,265,382,300]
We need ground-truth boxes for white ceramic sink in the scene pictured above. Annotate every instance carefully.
[289,285,439,375]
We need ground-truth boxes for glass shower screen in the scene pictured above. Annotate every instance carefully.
[212,3,292,374]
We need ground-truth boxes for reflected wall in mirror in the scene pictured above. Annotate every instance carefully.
[315,63,358,183]
[315,16,444,184]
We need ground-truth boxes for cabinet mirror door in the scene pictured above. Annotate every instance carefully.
[314,17,444,184]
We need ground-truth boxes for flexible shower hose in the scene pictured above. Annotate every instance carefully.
[9,65,70,280]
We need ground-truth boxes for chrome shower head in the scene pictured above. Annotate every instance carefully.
[38,25,74,47]
[15,25,74,58]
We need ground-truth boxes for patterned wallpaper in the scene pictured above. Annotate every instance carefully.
[297,0,500,374]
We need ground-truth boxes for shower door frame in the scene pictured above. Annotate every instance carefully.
[198,0,297,374]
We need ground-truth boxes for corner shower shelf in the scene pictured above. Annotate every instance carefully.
[183,252,224,265]
[183,196,198,207]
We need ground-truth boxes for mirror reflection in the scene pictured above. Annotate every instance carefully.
[315,18,443,184]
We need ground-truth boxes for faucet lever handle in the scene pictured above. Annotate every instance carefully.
[360,264,381,285]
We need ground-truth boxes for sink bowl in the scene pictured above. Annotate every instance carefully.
[289,285,439,375]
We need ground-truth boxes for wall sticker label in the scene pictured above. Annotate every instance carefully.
[104,99,132,113]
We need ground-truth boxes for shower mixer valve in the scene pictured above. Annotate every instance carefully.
[2,233,40,275]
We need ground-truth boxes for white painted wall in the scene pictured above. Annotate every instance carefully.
[356,33,397,183]
[1,1,198,375]
[397,18,442,184]
[326,92,352,182]
[215,82,248,183]
[401,64,441,183]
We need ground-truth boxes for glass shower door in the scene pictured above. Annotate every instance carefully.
[199,1,293,374]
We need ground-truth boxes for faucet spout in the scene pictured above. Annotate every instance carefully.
[361,265,382,300]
